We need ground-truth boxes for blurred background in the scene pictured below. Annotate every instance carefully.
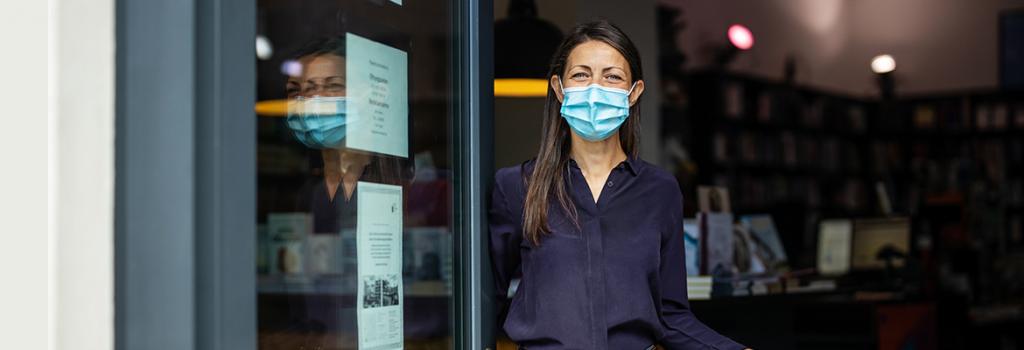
[493,0,1024,349]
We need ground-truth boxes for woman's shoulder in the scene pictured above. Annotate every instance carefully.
[634,158,684,201]
[635,159,677,186]
[493,159,535,197]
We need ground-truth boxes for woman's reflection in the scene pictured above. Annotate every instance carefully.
[286,37,403,234]
[279,36,406,350]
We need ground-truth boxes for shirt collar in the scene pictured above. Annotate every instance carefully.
[567,156,641,177]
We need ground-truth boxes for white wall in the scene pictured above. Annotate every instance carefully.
[49,0,116,348]
[669,0,1024,96]
[1,0,49,348]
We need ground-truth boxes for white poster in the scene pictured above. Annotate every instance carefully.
[356,181,404,350]
[346,33,409,158]
[818,220,852,276]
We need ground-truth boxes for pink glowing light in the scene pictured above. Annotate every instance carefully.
[728,24,754,51]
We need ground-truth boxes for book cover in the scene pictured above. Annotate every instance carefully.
[740,215,790,272]
[1013,104,1024,128]
[683,219,701,276]
[267,212,312,275]
[697,186,731,213]
[976,103,992,130]
[732,223,767,275]
[848,105,867,132]
[757,92,773,123]
[699,212,735,276]
[724,82,744,118]
[993,103,1009,130]
[913,105,937,129]
[818,219,853,276]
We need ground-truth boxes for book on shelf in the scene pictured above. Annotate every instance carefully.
[697,186,732,213]
[757,92,772,123]
[1009,215,1023,246]
[799,137,819,169]
[938,98,968,131]
[723,82,744,118]
[781,132,798,166]
[993,103,1009,130]
[740,215,790,272]
[848,105,867,132]
[683,219,701,276]
[731,223,767,275]
[913,105,937,129]
[976,103,993,130]
[686,276,713,300]
[267,212,312,276]
[822,138,841,172]
[713,132,731,163]
[1014,103,1024,128]
[817,219,853,276]
[843,141,862,173]
[802,99,824,128]
[739,132,758,164]
[699,212,735,276]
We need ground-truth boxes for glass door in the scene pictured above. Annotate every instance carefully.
[253,1,459,348]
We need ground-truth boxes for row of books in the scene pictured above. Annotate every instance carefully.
[871,137,1021,163]
[712,131,862,173]
[905,100,1024,131]
[258,213,454,293]
[721,82,868,133]
[679,191,913,278]
[720,78,1024,133]
[684,212,790,278]
[708,175,868,211]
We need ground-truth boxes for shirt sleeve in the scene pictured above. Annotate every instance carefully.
[488,171,523,325]
[658,189,747,350]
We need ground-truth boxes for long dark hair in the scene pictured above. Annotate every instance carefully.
[522,20,644,245]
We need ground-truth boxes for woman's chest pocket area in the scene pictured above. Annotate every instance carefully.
[519,224,588,279]
[605,223,661,277]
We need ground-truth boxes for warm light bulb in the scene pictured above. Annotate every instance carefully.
[728,24,754,50]
[871,54,896,74]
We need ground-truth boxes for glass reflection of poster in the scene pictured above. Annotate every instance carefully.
[346,33,409,158]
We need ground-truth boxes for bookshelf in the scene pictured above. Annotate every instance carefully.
[668,69,1024,271]
[674,70,875,268]
[665,69,1024,348]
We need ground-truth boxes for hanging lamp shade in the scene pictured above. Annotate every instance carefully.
[494,0,563,97]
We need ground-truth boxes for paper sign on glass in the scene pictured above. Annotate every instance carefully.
[356,181,404,350]
[346,33,409,158]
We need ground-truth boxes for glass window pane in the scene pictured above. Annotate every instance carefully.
[254,1,455,349]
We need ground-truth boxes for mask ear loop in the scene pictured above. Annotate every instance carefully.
[557,76,565,95]
[627,80,638,94]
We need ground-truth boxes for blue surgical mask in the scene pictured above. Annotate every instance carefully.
[286,96,349,149]
[559,78,637,141]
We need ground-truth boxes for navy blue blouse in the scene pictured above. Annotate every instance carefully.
[489,157,746,350]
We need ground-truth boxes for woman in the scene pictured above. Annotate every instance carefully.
[275,36,407,349]
[489,20,749,350]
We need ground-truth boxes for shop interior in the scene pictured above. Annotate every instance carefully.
[494,0,1024,349]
